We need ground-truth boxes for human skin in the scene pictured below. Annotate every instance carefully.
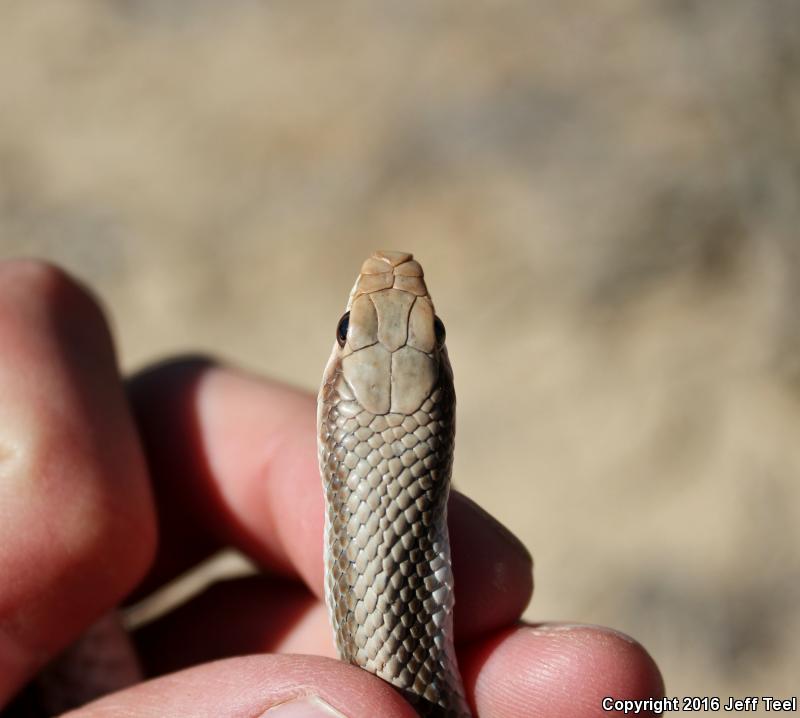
[0,259,664,717]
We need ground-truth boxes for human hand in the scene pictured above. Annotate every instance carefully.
[0,260,664,717]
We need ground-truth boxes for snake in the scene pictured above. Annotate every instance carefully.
[318,250,472,717]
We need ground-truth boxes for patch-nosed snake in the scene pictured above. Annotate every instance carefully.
[318,250,471,717]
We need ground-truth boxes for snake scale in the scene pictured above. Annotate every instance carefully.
[318,250,471,717]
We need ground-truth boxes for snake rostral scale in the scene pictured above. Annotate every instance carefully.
[318,250,471,717]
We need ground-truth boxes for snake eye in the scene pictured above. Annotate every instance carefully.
[434,316,446,347]
[336,312,350,348]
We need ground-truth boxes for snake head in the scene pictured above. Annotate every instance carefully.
[327,250,450,416]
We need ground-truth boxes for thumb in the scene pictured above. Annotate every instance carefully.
[64,654,418,718]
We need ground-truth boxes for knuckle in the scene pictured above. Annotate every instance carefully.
[0,260,154,598]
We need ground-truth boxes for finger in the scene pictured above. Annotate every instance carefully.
[449,492,533,638]
[133,576,336,677]
[127,361,532,640]
[126,359,318,596]
[135,581,663,717]
[0,261,156,705]
[65,654,418,718]
[460,623,665,717]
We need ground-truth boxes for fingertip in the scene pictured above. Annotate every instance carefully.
[450,492,533,641]
[461,623,664,718]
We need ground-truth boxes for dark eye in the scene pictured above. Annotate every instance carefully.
[434,316,446,346]
[336,312,350,347]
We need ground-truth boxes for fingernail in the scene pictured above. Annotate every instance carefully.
[527,622,639,645]
[260,695,348,718]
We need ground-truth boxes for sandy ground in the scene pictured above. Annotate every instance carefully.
[1,0,798,698]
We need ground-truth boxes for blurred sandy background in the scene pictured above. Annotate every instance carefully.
[1,0,798,700]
